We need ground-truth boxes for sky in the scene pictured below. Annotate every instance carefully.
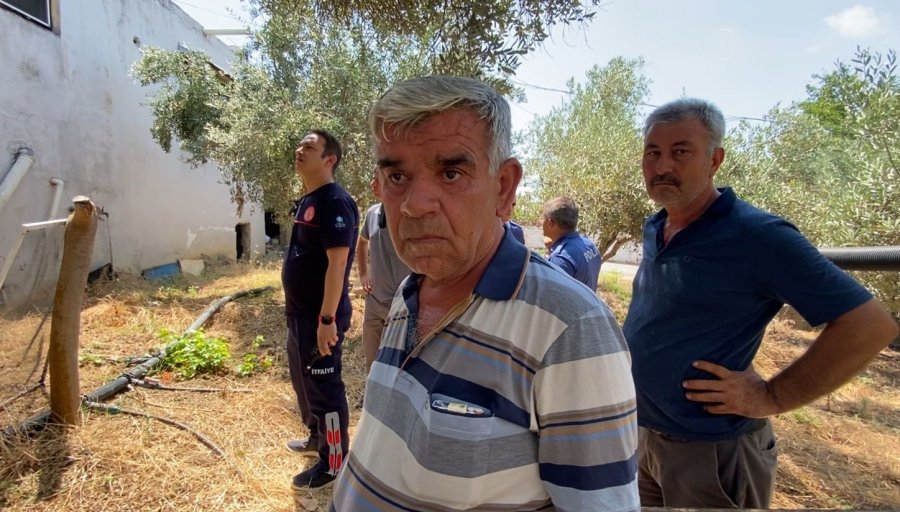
[173,0,900,132]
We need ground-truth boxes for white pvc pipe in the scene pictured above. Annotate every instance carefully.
[23,219,68,230]
[203,28,250,36]
[0,147,36,212]
[0,218,67,302]
[49,178,64,219]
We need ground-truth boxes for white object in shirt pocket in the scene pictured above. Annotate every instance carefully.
[401,393,496,490]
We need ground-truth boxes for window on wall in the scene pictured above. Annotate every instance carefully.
[1,0,51,29]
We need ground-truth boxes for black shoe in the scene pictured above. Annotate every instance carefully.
[291,460,336,490]
[286,437,318,456]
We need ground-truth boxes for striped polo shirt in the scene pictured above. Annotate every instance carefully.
[331,231,639,511]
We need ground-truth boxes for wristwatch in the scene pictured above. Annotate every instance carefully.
[318,314,334,326]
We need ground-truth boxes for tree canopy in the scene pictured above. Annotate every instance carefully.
[132,0,601,225]
[255,0,600,91]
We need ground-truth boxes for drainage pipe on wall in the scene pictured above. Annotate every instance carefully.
[0,178,66,304]
[48,178,64,219]
[0,147,36,212]
[0,219,68,303]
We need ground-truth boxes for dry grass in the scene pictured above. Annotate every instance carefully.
[1,262,898,510]
[761,316,900,509]
[0,260,359,511]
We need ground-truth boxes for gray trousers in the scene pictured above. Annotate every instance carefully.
[638,421,778,508]
[362,295,392,370]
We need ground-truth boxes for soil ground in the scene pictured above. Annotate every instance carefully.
[1,262,897,511]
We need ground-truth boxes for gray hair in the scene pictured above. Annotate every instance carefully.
[643,98,725,155]
[369,76,512,174]
[543,197,579,231]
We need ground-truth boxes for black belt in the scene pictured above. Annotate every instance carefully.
[647,419,768,443]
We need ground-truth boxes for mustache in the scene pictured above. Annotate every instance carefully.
[651,174,680,187]
[397,220,450,240]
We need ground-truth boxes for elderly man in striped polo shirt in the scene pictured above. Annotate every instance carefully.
[330,76,640,511]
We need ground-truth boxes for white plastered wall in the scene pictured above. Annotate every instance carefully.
[0,0,266,306]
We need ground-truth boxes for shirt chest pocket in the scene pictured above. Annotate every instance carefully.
[401,393,495,489]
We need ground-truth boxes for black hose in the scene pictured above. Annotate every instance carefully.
[131,378,253,393]
[2,285,273,437]
[819,246,900,271]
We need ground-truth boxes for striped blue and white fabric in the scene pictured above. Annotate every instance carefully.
[331,231,639,511]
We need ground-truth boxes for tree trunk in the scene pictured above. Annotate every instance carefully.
[602,237,627,262]
[48,196,98,425]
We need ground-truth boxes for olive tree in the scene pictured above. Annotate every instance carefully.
[524,57,654,260]
[133,0,603,223]
[256,0,602,92]
[723,48,899,312]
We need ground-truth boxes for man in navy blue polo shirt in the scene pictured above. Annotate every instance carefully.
[501,201,526,244]
[623,98,898,508]
[541,196,601,290]
[282,130,359,490]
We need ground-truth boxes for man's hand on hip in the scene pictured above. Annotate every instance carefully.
[682,361,780,418]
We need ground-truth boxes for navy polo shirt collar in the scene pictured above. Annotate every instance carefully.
[474,226,529,300]
[648,187,736,255]
[706,187,736,217]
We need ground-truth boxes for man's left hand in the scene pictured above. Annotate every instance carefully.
[360,273,373,293]
[683,361,780,418]
[317,322,338,357]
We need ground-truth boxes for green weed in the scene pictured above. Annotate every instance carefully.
[785,407,820,425]
[236,335,274,377]
[79,352,108,366]
[157,329,231,380]
[598,271,631,303]
[152,281,201,302]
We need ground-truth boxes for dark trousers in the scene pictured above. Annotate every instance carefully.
[286,314,350,474]
[638,421,778,508]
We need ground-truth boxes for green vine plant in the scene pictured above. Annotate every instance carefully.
[158,329,232,380]
[236,335,274,377]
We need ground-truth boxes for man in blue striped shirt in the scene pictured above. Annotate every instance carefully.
[330,76,639,511]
